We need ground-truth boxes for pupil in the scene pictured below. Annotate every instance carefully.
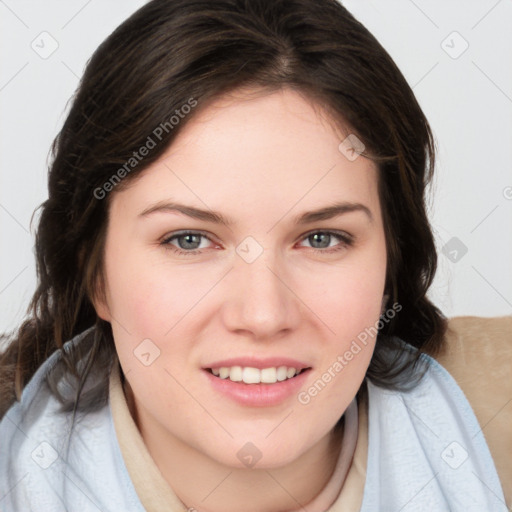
[181,234,200,249]
[311,233,329,248]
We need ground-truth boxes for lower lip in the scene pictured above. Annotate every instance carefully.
[203,368,312,407]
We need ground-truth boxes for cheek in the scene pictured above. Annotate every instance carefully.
[330,271,385,331]
[304,245,387,394]
[301,268,384,410]
[310,252,387,337]
[104,245,204,336]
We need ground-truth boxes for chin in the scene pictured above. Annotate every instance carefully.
[203,432,311,470]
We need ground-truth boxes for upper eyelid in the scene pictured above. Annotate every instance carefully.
[162,229,217,244]
[300,228,352,239]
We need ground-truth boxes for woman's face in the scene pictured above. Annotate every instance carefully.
[96,87,387,468]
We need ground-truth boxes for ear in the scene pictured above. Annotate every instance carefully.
[79,243,112,322]
[89,271,112,322]
[380,293,389,315]
[93,295,112,322]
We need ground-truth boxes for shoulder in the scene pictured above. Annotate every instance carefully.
[0,339,72,508]
[361,330,508,511]
[0,328,145,511]
[429,315,512,508]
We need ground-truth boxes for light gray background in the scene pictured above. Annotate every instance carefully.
[1,0,511,336]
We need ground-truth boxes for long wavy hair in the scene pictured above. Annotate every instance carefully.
[0,0,447,422]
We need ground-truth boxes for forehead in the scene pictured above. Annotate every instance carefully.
[168,86,356,167]
[111,87,380,221]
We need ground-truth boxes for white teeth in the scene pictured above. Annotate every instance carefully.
[242,367,260,384]
[276,366,288,381]
[260,367,276,383]
[210,365,303,384]
[230,366,243,382]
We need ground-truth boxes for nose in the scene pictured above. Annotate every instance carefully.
[220,248,301,340]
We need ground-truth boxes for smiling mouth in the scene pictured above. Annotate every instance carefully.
[205,366,311,384]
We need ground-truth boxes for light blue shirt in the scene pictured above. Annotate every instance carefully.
[0,329,508,511]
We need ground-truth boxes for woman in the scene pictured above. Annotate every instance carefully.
[0,0,507,510]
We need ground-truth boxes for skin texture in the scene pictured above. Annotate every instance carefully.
[94,87,387,512]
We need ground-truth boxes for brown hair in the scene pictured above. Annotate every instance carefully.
[0,0,447,421]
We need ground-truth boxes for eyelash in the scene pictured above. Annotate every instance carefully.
[160,230,353,257]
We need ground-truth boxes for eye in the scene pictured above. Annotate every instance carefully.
[161,230,216,256]
[160,229,353,256]
[297,230,353,254]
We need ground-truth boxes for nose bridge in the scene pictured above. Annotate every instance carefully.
[222,238,300,337]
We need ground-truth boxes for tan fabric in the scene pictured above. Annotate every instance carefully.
[431,315,512,509]
[109,361,368,511]
[109,362,190,511]
[331,387,368,511]
[109,315,511,511]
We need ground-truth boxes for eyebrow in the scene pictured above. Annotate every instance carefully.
[138,200,373,226]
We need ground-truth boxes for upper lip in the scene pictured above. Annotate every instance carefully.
[203,357,311,370]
